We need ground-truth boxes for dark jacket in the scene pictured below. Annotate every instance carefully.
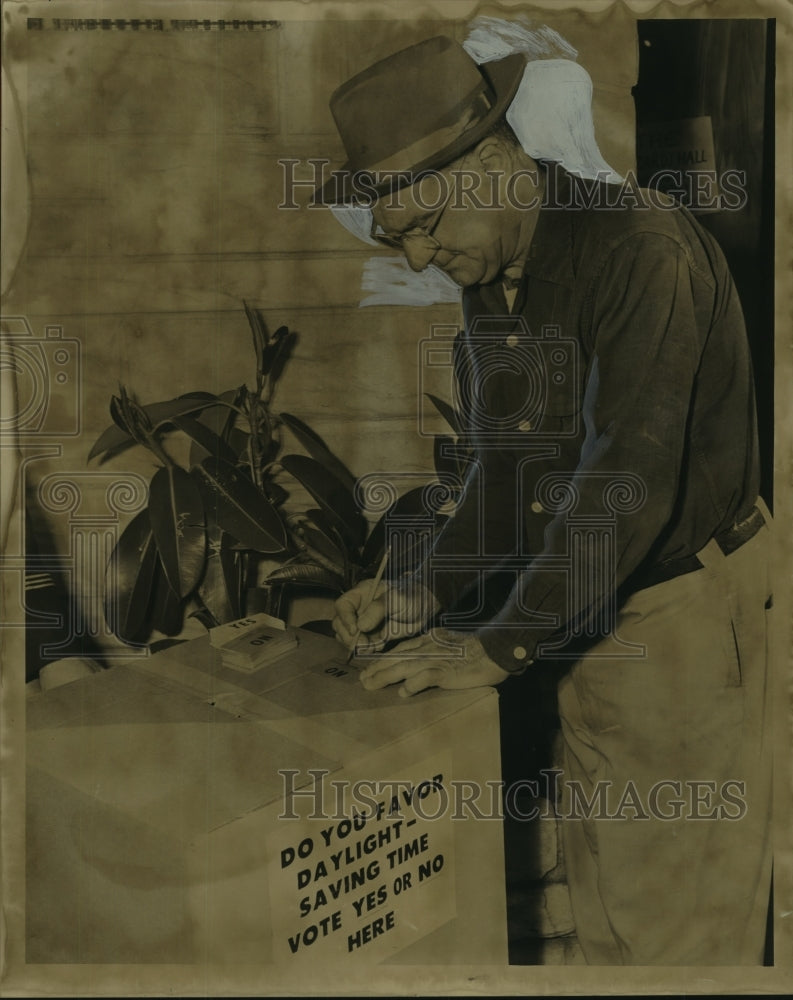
[420,164,760,672]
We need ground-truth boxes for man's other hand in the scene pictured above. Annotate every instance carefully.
[359,630,510,698]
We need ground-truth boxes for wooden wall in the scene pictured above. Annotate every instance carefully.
[2,3,638,653]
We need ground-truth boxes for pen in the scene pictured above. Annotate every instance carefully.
[346,545,391,664]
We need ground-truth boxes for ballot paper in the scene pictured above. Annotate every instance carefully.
[209,614,299,673]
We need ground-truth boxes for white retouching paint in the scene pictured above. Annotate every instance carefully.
[462,15,578,63]
[328,203,380,247]
[359,258,461,308]
[329,17,622,307]
[507,59,623,184]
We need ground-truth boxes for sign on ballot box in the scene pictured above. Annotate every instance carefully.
[268,753,454,963]
[26,626,507,968]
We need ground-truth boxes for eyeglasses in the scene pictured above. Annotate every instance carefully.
[369,173,455,255]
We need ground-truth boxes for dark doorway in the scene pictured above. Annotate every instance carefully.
[633,18,775,508]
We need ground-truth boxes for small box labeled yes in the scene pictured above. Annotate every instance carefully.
[210,613,298,672]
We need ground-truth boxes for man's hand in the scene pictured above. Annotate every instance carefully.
[359,629,510,698]
[333,578,440,654]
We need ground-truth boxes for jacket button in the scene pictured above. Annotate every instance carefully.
[513,646,528,660]
[530,501,544,513]
[505,334,519,347]
[517,419,532,431]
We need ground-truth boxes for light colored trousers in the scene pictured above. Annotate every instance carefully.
[557,516,773,965]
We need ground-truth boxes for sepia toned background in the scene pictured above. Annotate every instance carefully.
[2,1,777,660]
[2,1,642,660]
[1,0,791,995]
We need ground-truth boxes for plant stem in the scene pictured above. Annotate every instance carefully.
[247,395,265,491]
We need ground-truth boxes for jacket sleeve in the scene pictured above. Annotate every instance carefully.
[410,312,523,617]
[415,449,521,616]
[477,233,706,672]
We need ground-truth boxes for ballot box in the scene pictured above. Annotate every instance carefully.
[26,627,508,968]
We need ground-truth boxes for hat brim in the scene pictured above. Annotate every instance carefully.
[311,51,527,206]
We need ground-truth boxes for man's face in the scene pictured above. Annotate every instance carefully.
[370,144,528,288]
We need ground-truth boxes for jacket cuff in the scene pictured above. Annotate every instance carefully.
[477,624,537,675]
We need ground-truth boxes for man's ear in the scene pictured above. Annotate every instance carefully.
[475,137,511,173]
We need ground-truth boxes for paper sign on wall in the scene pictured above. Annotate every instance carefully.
[637,115,722,213]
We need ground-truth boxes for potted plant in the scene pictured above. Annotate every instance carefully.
[91,302,464,649]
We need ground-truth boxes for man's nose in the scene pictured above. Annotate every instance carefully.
[402,238,439,272]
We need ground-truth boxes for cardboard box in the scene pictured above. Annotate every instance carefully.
[26,628,507,968]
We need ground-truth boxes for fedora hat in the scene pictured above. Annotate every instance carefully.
[313,36,526,205]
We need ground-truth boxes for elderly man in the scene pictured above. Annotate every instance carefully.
[321,36,772,965]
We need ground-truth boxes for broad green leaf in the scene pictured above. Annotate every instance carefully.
[247,397,273,466]
[103,508,159,643]
[262,325,288,373]
[148,393,221,430]
[365,527,441,580]
[280,453,366,548]
[189,388,248,469]
[149,555,185,636]
[279,413,357,494]
[222,535,245,619]
[244,300,269,375]
[305,508,349,550]
[264,479,289,508]
[425,392,462,436]
[192,388,244,441]
[121,387,153,435]
[299,514,347,570]
[189,605,219,631]
[265,437,281,463]
[109,394,130,433]
[361,485,432,568]
[433,434,462,480]
[148,465,207,598]
[198,529,243,624]
[88,423,136,463]
[303,507,354,578]
[228,427,251,461]
[89,393,221,461]
[173,414,238,466]
[265,329,297,386]
[379,539,426,579]
[196,457,288,553]
[264,562,346,592]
